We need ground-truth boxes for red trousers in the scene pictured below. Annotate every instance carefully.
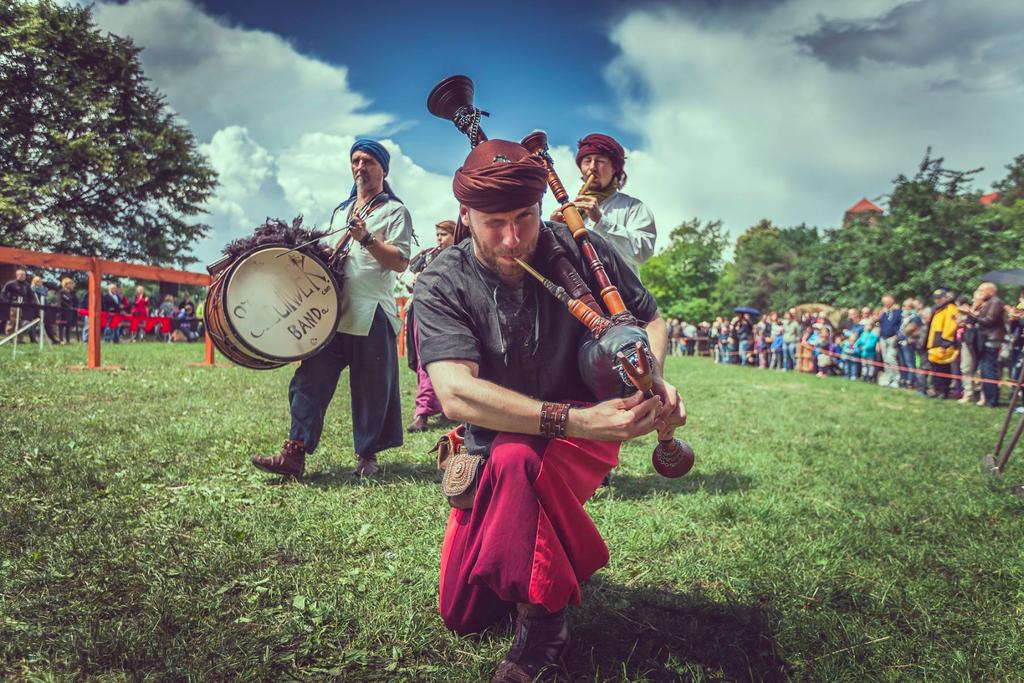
[438,433,620,635]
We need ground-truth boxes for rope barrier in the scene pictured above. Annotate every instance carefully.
[1,300,202,325]
[796,340,1017,387]
[667,332,1019,388]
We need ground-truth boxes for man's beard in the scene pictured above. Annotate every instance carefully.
[470,227,539,284]
[354,174,380,194]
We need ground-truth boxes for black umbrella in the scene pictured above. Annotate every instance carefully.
[980,269,1024,287]
[734,306,761,316]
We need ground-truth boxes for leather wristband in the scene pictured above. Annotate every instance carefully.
[359,233,376,247]
[540,402,570,439]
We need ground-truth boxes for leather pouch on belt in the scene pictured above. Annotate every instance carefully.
[430,425,482,509]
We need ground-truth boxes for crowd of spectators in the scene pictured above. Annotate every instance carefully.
[0,269,205,345]
[9,267,1022,407]
[666,283,1023,407]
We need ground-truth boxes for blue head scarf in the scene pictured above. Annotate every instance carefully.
[345,138,401,204]
[351,138,390,175]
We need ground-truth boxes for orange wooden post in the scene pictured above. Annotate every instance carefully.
[87,259,102,368]
[0,245,211,368]
[396,297,407,357]
[204,330,215,366]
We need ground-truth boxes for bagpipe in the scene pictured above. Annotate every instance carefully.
[427,75,694,478]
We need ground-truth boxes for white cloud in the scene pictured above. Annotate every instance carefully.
[87,0,455,264]
[81,0,1024,268]
[275,134,456,238]
[198,126,273,221]
[604,1,1024,249]
[91,0,391,147]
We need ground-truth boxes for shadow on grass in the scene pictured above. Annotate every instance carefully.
[563,580,790,682]
[292,460,439,489]
[609,468,754,500]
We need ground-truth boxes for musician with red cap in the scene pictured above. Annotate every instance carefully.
[414,139,684,681]
[552,133,655,276]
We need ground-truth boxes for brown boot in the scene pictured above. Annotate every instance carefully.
[351,453,380,477]
[491,604,569,682]
[407,414,429,433]
[252,439,305,477]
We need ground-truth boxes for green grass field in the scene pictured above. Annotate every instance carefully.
[2,343,1023,682]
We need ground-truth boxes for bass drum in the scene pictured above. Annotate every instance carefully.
[205,245,343,369]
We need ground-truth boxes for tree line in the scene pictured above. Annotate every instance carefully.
[641,151,1024,321]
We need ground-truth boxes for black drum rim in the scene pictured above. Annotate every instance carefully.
[205,276,284,369]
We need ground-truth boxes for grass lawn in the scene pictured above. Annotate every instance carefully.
[2,342,1023,681]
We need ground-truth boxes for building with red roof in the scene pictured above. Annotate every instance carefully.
[980,191,1001,206]
[843,198,884,226]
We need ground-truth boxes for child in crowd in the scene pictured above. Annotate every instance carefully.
[770,326,784,369]
[753,329,765,368]
[717,325,733,364]
[843,332,860,380]
[859,321,880,381]
[759,322,771,368]
[815,326,834,377]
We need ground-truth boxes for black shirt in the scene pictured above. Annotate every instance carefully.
[102,293,122,313]
[413,222,658,455]
[1,279,31,303]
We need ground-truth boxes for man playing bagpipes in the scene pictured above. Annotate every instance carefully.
[551,133,656,276]
[413,139,685,682]
[406,220,457,433]
[252,139,412,478]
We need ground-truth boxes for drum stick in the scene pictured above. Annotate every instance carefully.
[276,193,386,258]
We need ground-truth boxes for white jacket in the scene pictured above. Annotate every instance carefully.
[582,190,656,276]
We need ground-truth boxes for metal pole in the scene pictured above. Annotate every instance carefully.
[38,294,45,352]
[1,318,39,346]
[12,298,21,359]
[991,370,1024,461]
[996,408,1024,473]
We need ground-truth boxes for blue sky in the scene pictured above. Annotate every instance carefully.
[189,0,650,172]
[84,0,1024,264]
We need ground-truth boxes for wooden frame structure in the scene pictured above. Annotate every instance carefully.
[0,245,214,368]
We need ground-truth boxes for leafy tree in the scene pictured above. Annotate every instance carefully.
[642,149,1024,317]
[784,149,1024,308]
[640,218,727,321]
[993,154,1024,206]
[710,262,738,315]
[727,220,821,312]
[0,0,216,266]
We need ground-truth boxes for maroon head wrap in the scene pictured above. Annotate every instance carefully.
[453,140,549,213]
[575,133,626,173]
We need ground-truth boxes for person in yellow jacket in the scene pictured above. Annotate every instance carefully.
[927,288,959,398]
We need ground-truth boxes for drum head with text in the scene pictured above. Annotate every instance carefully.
[224,247,341,361]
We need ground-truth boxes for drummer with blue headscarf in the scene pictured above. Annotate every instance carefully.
[253,138,413,478]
